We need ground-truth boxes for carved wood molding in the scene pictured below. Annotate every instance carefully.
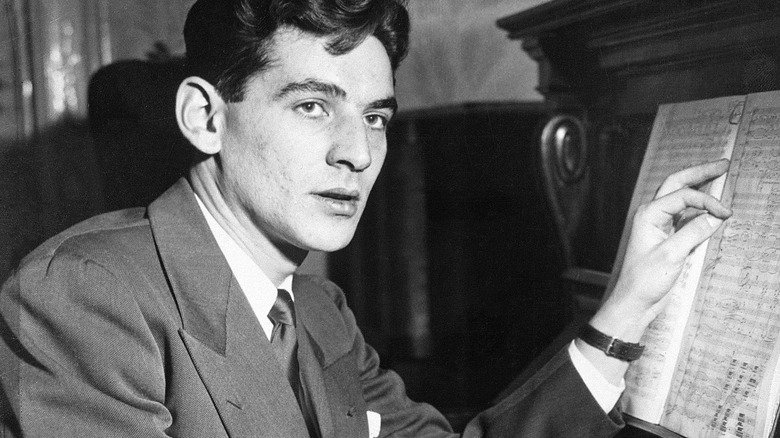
[591,16,780,77]
[498,0,780,41]
[498,0,780,103]
[497,0,646,40]
[539,114,590,266]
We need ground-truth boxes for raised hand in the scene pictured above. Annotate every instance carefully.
[578,159,732,385]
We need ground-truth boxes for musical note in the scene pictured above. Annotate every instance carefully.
[621,93,780,438]
[660,95,780,438]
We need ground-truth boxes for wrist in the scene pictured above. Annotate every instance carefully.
[578,324,645,362]
[574,337,630,387]
[589,300,650,344]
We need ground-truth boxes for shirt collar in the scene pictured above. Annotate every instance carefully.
[195,194,293,339]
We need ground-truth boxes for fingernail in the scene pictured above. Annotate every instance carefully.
[706,215,724,228]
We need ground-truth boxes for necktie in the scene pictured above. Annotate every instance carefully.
[268,289,299,388]
[268,290,319,437]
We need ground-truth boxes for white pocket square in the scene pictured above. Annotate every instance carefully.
[367,410,381,438]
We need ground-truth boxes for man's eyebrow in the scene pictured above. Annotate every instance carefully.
[274,79,346,100]
[274,79,397,113]
[368,97,398,115]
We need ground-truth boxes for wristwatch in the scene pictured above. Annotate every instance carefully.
[578,324,645,362]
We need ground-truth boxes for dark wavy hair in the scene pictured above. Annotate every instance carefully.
[184,0,410,102]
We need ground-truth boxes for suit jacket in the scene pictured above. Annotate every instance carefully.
[0,179,624,437]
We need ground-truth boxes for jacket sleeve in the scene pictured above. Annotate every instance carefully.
[0,248,174,437]
[334,288,624,438]
[460,347,625,437]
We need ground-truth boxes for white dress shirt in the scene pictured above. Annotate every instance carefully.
[195,194,623,412]
[196,195,291,340]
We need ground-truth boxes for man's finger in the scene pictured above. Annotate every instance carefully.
[661,213,724,260]
[643,187,732,227]
[655,159,730,198]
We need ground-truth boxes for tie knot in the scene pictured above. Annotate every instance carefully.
[269,289,295,327]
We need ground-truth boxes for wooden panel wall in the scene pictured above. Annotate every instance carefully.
[331,103,572,425]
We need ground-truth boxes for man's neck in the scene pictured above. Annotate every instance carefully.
[188,169,304,286]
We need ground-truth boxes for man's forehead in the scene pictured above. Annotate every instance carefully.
[260,28,395,98]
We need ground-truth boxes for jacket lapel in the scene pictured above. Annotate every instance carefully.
[224,275,310,436]
[148,179,309,437]
[294,276,369,438]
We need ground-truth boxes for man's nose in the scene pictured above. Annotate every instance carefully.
[326,118,372,172]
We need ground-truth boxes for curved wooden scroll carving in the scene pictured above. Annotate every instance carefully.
[539,114,590,267]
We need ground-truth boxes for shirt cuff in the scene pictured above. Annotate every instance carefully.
[568,340,625,412]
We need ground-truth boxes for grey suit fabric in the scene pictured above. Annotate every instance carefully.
[0,178,624,437]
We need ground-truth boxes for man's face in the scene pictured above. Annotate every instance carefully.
[216,29,395,253]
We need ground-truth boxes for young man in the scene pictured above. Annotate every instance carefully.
[0,0,732,436]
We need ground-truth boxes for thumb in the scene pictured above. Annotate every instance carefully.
[663,213,724,259]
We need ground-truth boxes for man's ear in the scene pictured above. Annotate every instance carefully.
[176,76,226,155]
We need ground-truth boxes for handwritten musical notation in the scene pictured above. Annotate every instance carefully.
[620,92,780,438]
[623,96,743,424]
[662,94,780,438]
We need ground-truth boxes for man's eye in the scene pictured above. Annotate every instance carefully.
[296,102,327,117]
[365,114,388,129]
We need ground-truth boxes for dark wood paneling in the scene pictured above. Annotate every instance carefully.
[331,103,573,421]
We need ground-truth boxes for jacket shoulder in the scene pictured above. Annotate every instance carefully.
[295,274,349,308]
[26,208,147,256]
[11,208,155,288]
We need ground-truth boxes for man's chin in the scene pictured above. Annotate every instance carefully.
[304,238,354,253]
[300,228,358,253]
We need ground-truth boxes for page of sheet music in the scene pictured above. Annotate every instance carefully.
[661,91,780,438]
[621,96,744,424]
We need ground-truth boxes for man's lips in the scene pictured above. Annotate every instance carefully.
[313,188,361,216]
[315,188,360,201]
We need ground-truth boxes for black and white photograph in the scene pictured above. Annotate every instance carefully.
[1,1,779,437]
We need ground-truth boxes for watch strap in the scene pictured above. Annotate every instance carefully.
[578,324,645,362]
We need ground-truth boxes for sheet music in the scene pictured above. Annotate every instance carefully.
[661,91,780,438]
[622,96,744,423]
